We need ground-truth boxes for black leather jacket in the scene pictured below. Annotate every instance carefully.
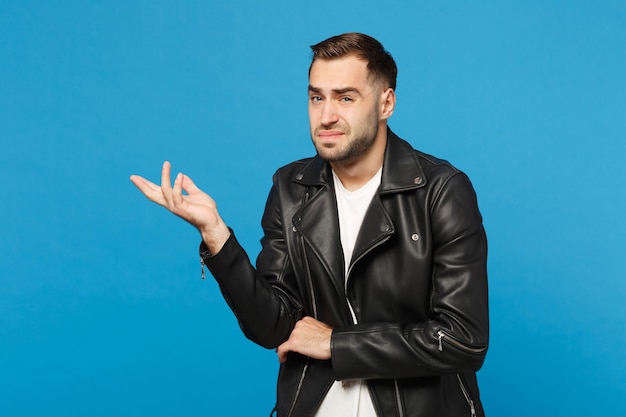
[203,129,489,417]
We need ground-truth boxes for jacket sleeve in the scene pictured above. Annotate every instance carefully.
[202,180,303,349]
[331,172,489,379]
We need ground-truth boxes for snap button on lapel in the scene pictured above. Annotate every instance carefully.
[414,176,422,185]
[296,174,304,180]
[411,233,419,241]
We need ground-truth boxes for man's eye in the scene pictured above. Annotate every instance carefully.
[339,96,353,102]
[310,96,322,102]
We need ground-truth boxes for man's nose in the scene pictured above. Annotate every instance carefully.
[320,102,339,126]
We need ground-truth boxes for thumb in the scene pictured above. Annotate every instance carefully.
[276,341,290,363]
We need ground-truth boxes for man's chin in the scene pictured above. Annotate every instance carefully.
[317,149,353,163]
[314,144,336,159]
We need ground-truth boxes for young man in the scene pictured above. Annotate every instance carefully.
[131,33,489,417]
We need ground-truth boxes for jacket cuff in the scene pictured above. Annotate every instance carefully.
[198,230,244,281]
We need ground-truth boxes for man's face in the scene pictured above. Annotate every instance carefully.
[308,55,383,163]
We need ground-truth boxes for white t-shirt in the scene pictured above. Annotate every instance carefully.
[313,168,382,417]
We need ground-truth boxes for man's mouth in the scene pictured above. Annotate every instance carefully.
[317,130,344,140]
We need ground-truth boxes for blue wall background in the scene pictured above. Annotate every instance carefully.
[1,1,625,415]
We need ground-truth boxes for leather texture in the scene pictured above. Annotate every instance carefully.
[203,129,489,417]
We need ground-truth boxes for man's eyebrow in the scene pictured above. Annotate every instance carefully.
[334,87,361,95]
[307,85,362,95]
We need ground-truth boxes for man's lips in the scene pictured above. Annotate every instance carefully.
[316,130,344,140]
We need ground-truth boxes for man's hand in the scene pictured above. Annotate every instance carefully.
[277,317,333,363]
[130,161,231,253]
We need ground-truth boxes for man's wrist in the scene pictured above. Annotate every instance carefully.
[200,224,231,255]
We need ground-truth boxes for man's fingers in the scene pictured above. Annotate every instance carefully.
[129,174,148,190]
[172,172,184,206]
[276,341,290,363]
[275,317,333,364]
[130,175,166,206]
[160,161,174,206]
[131,163,220,233]
[181,174,201,194]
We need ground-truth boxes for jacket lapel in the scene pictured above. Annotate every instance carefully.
[292,160,346,298]
[349,195,394,275]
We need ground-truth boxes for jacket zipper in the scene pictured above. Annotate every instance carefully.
[345,235,391,321]
[346,235,391,279]
[284,236,313,417]
[437,330,487,354]
[287,189,315,417]
[456,374,477,417]
[299,188,317,318]
[343,234,391,325]
[286,358,310,417]
[200,256,206,280]
[393,379,405,417]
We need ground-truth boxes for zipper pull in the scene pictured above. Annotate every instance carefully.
[437,330,444,352]
[200,257,206,280]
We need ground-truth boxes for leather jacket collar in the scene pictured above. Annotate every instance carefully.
[291,128,428,194]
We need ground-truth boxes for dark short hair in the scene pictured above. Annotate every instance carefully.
[309,32,397,90]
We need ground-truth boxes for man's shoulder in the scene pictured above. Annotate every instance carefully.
[272,156,314,180]
[413,149,459,174]
[271,155,328,186]
[276,157,316,173]
[388,131,462,181]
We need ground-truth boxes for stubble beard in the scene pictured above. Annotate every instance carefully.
[312,111,380,164]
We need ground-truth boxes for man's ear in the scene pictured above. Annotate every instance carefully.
[380,87,396,120]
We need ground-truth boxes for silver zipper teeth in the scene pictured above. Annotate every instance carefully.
[346,234,390,279]
[344,235,390,323]
[295,189,318,318]
[456,374,477,417]
[286,360,309,417]
[437,330,487,354]
[393,379,405,417]
[346,234,390,291]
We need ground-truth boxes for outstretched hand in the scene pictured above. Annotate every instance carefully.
[130,161,231,253]
[277,317,333,363]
